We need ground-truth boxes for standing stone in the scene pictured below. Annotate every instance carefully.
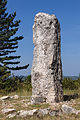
[31,12,63,104]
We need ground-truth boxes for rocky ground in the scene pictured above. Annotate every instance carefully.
[0,92,80,120]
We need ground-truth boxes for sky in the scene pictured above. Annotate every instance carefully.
[6,0,80,76]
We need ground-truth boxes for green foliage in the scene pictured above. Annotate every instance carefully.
[23,75,32,91]
[62,77,80,90]
[0,65,11,81]
[0,75,32,94]
[0,76,21,93]
[0,0,29,80]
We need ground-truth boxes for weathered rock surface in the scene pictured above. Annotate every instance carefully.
[31,95,46,104]
[0,96,10,100]
[1,108,16,114]
[0,95,19,101]
[17,109,37,117]
[35,108,50,117]
[31,12,63,104]
[10,95,19,99]
[61,104,80,114]
[49,109,61,116]
[12,95,19,99]
[2,106,80,118]
[7,112,17,118]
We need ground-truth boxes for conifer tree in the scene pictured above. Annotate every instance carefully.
[0,0,29,80]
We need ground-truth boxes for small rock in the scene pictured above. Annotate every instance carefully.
[49,109,60,116]
[1,108,16,114]
[0,96,10,101]
[35,108,50,117]
[31,96,45,104]
[13,95,19,99]
[10,96,14,99]
[27,102,31,105]
[61,104,80,115]
[7,112,17,118]
[10,95,19,99]
[18,109,37,117]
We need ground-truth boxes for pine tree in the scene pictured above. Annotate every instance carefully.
[0,0,29,80]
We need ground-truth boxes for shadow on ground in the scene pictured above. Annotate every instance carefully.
[63,93,79,101]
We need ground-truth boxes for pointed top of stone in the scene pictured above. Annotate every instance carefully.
[35,12,56,18]
[33,12,58,29]
[34,12,57,22]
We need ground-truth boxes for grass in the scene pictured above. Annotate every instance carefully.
[0,88,32,97]
[64,88,80,95]
[28,103,49,109]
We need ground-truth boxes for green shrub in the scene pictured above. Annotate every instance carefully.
[62,77,80,90]
[22,75,32,91]
[0,76,20,93]
[0,75,32,94]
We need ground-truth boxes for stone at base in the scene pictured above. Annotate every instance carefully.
[31,95,46,104]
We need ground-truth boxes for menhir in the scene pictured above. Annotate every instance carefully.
[31,12,63,104]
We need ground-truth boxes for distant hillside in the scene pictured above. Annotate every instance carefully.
[63,76,79,80]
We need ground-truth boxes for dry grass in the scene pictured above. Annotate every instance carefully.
[0,88,80,120]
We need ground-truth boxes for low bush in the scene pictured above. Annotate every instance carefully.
[0,75,32,94]
[22,75,32,91]
[0,76,21,94]
[62,77,80,90]
[0,75,80,94]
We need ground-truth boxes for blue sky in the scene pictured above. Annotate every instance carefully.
[7,0,80,76]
